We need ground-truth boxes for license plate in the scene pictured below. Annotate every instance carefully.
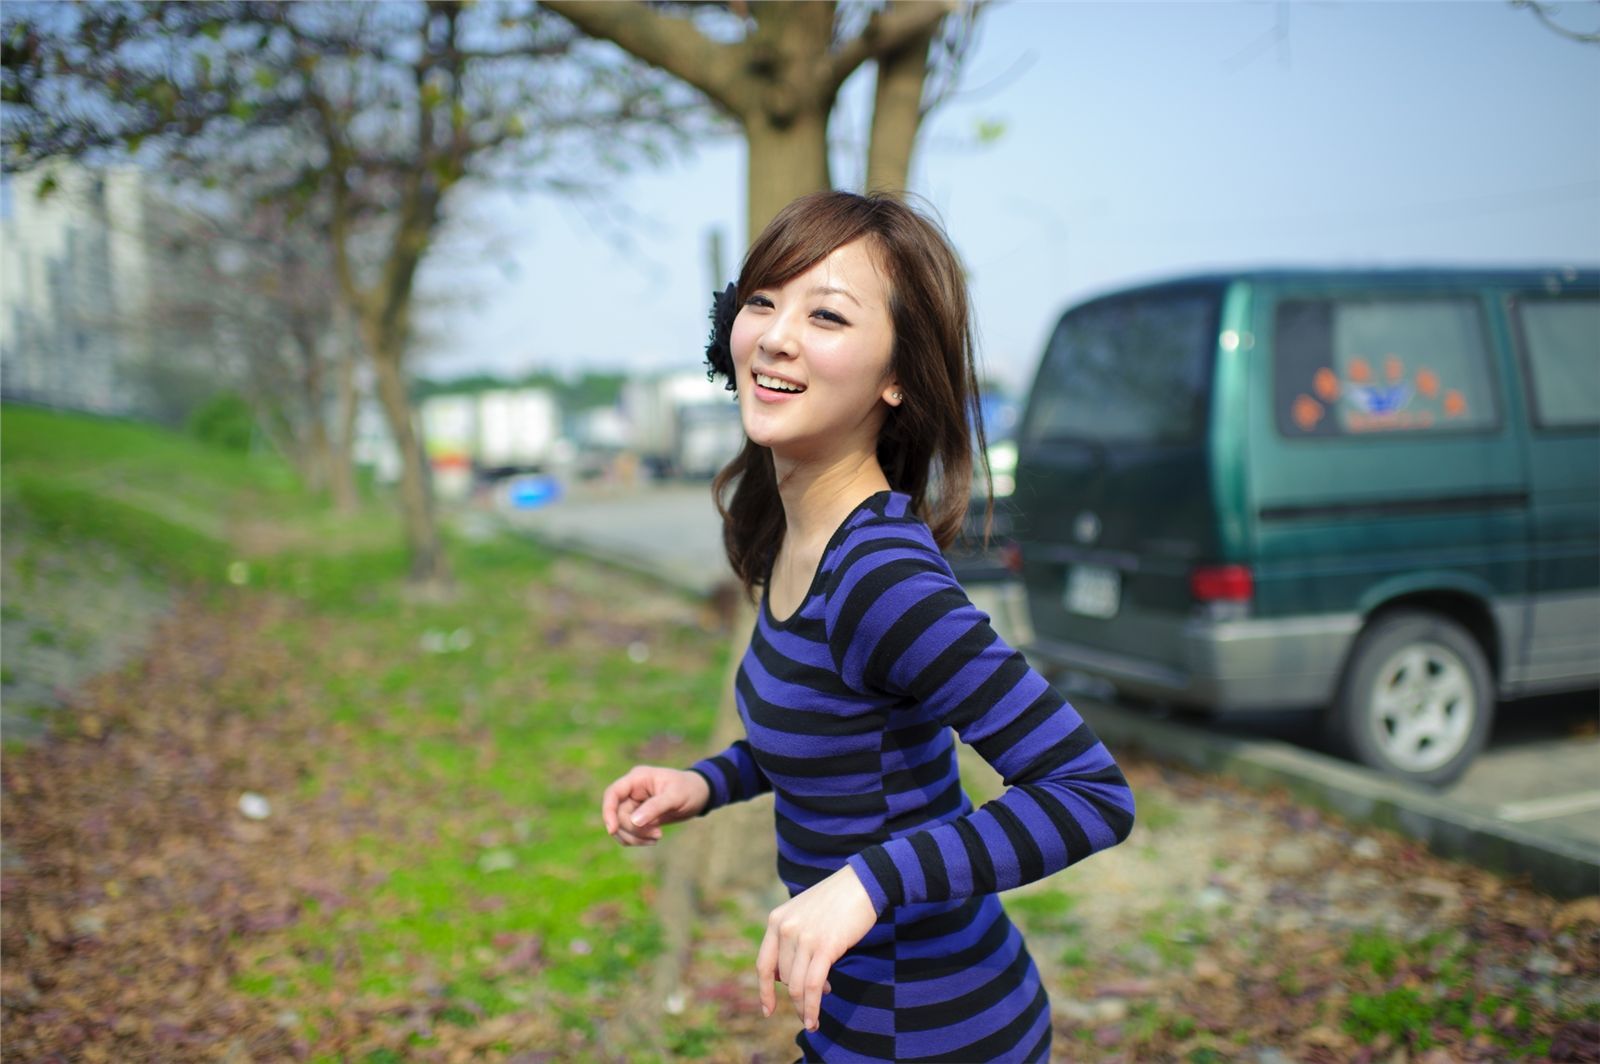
[1064,564,1120,618]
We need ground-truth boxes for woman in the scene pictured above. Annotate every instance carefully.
[600,190,1136,1063]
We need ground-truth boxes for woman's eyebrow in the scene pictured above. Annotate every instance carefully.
[806,284,862,307]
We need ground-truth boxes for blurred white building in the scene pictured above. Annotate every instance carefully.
[0,163,152,415]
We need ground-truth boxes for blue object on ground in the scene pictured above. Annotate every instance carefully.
[507,475,562,510]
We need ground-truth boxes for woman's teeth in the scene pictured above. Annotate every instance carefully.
[755,373,805,393]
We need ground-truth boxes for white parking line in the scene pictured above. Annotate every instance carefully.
[1496,790,1600,823]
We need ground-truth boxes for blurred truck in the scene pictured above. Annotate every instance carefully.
[418,388,560,497]
[621,371,744,479]
[475,388,559,480]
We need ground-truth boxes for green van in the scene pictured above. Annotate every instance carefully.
[1013,268,1599,785]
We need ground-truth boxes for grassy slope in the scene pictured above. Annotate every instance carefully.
[1,406,731,1060]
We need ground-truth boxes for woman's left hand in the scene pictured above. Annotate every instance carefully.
[756,863,880,1032]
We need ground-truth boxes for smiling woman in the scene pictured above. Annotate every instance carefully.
[732,240,899,498]
[599,191,1137,1063]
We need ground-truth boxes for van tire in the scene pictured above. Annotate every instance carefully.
[1325,611,1494,787]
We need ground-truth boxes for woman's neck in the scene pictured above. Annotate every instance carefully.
[773,452,892,552]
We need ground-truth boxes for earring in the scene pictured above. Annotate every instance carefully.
[892,391,903,402]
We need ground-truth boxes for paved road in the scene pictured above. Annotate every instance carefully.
[501,481,1600,868]
[1198,694,1599,854]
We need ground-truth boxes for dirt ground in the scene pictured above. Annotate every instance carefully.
[673,745,1600,1063]
[2,544,1596,1063]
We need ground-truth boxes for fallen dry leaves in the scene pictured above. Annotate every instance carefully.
[3,595,330,1062]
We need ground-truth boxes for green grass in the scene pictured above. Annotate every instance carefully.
[1332,928,1569,1056]
[1135,903,1212,968]
[2,406,410,588]
[3,405,733,1059]
[2,405,300,503]
[232,520,721,1052]
[1344,928,1406,980]
[1134,793,1182,833]
[3,406,288,581]
[1344,987,1440,1049]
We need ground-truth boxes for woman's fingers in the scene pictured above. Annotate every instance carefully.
[610,795,637,837]
[600,783,621,835]
[602,766,699,848]
[628,797,667,837]
[614,823,654,846]
[802,950,832,1032]
[755,922,779,1017]
[608,795,658,846]
[786,941,809,1021]
[600,771,643,835]
[621,798,663,839]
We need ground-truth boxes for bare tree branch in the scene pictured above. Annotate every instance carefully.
[540,0,742,113]
[825,0,956,96]
[1511,0,1600,44]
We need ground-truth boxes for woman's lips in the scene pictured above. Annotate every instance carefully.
[752,372,805,402]
[753,381,802,402]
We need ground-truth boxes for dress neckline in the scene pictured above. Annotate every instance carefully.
[761,489,895,628]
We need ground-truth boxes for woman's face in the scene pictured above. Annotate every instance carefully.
[730,238,902,463]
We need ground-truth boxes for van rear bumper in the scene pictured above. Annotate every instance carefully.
[1026,613,1362,711]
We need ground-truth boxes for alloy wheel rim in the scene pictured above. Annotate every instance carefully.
[1368,641,1475,773]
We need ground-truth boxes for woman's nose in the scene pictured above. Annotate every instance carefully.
[757,307,802,358]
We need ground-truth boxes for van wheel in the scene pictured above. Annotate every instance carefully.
[1326,611,1493,787]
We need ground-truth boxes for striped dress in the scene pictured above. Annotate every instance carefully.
[687,490,1136,1063]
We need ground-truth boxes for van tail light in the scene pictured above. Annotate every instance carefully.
[1000,541,1023,575]
[1190,564,1253,603]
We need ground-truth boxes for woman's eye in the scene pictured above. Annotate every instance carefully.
[813,309,847,325]
[744,295,773,308]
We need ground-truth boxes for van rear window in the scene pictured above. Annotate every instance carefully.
[1022,290,1218,446]
[1517,296,1600,430]
[1274,298,1499,438]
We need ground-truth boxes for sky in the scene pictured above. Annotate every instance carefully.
[417,0,1600,395]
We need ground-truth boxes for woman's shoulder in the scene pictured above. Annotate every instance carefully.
[817,491,972,656]
[821,490,949,590]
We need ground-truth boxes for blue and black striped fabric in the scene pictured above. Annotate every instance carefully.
[688,489,1136,1062]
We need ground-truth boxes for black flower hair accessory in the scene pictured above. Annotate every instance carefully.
[704,282,739,392]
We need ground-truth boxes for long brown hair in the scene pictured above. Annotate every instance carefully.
[712,190,991,597]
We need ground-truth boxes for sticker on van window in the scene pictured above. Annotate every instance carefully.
[1275,297,1497,438]
[1290,353,1470,435]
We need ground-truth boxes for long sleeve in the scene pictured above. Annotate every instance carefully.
[828,521,1136,916]
[685,737,773,817]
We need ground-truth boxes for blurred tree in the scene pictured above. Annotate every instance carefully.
[542,0,986,235]
[140,193,365,511]
[3,1,706,589]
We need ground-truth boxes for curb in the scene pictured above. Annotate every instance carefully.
[1072,698,1600,900]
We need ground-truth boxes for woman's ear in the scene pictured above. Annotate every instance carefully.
[882,380,904,407]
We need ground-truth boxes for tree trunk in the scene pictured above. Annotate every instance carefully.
[865,24,936,194]
[304,414,334,497]
[743,106,832,238]
[239,343,303,474]
[693,596,777,902]
[329,340,360,515]
[292,323,334,498]
[367,337,450,590]
[244,387,299,474]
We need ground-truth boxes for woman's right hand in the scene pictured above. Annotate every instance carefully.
[601,765,711,846]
